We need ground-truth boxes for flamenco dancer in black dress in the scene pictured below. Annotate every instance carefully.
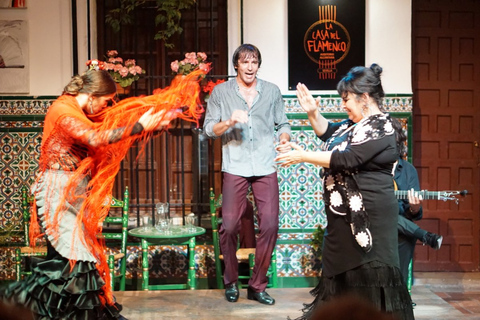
[276,64,414,320]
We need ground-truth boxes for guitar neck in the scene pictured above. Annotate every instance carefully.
[395,190,442,200]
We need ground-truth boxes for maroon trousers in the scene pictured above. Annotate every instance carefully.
[219,172,279,292]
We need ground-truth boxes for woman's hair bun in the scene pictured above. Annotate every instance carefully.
[369,63,383,77]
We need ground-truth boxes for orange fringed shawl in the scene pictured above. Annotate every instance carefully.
[29,70,206,306]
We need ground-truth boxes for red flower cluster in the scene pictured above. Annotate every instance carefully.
[202,79,226,95]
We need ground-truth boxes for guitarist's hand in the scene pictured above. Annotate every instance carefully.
[407,188,423,214]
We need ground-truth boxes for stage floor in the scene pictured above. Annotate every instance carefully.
[115,273,480,319]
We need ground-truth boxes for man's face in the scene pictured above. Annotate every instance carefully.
[236,53,259,86]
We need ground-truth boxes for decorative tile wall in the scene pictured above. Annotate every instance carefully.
[0,95,412,284]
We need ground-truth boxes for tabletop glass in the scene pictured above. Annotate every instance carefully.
[128,225,206,239]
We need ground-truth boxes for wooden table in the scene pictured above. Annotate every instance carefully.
[128,225,206,290]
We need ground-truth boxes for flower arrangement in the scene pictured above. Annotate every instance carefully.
[86,50,145,88]
[170,52,225,100]
[170,52,210,76]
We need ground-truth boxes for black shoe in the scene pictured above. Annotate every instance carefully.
[247,287,275,305]
[422,232,443,250]
[225,282,239,302]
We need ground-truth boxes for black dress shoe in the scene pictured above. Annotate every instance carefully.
[225,282,239,302]
[422,232,443,250]
[247,287,275,305]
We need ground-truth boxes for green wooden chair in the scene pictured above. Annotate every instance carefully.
[101,186,130,291]
[16,185,130,292]
[209,187,278,289]
[15,186,47,281]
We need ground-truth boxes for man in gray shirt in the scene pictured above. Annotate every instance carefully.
[204,44,291,305]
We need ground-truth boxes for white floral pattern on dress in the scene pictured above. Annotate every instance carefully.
[355,230,371,248]
[322,114,394,253]
[351,128,367,143]
[349,194,363,212]
[330,190,343,207]
[334,140,348,152]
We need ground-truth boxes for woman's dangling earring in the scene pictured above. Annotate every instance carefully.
[361,104,367,117]
[89,99,94,114]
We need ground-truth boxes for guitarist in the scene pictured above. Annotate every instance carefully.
[392,119,443,287]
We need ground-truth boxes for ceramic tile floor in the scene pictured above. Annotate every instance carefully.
[114,272,480,320]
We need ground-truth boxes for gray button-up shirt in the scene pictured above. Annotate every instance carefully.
[203,78,291,177]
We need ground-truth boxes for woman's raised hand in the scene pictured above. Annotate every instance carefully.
[274,143,305,167]
[138,108,182,132]
[296,83,320,115]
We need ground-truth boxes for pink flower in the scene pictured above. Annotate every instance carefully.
[118,66,129,77]
[197,52,207,61]
[171,60,179,73]
[184,52,198,65]
[170,51,211,76]
[185,52,197,61]
[107,50,118,57]
[92,49,145,87]
[128,66,137,76]
[125,59,136,67]
[104,63,115,71]
[198,63,209,72]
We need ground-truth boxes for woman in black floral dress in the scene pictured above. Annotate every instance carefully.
[276,64,414,320]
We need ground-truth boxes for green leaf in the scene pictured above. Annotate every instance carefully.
[105,0,196,48]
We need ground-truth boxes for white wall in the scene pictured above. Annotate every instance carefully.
[229,0,412,95]
[1,0,411,96]
[0,0,90,96]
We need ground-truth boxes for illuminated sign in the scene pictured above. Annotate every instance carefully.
[288,0,365,90]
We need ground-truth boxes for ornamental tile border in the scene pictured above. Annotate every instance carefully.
[0,98,53,115]
[284,96,413,114]
[0,244,318,281]
[0,96,412,116]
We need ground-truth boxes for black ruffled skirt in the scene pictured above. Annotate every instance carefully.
[0,244,123,320]
[290,261,415,320]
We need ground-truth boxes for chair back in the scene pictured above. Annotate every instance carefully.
[16,185,47,281]
[101,186,129,291]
